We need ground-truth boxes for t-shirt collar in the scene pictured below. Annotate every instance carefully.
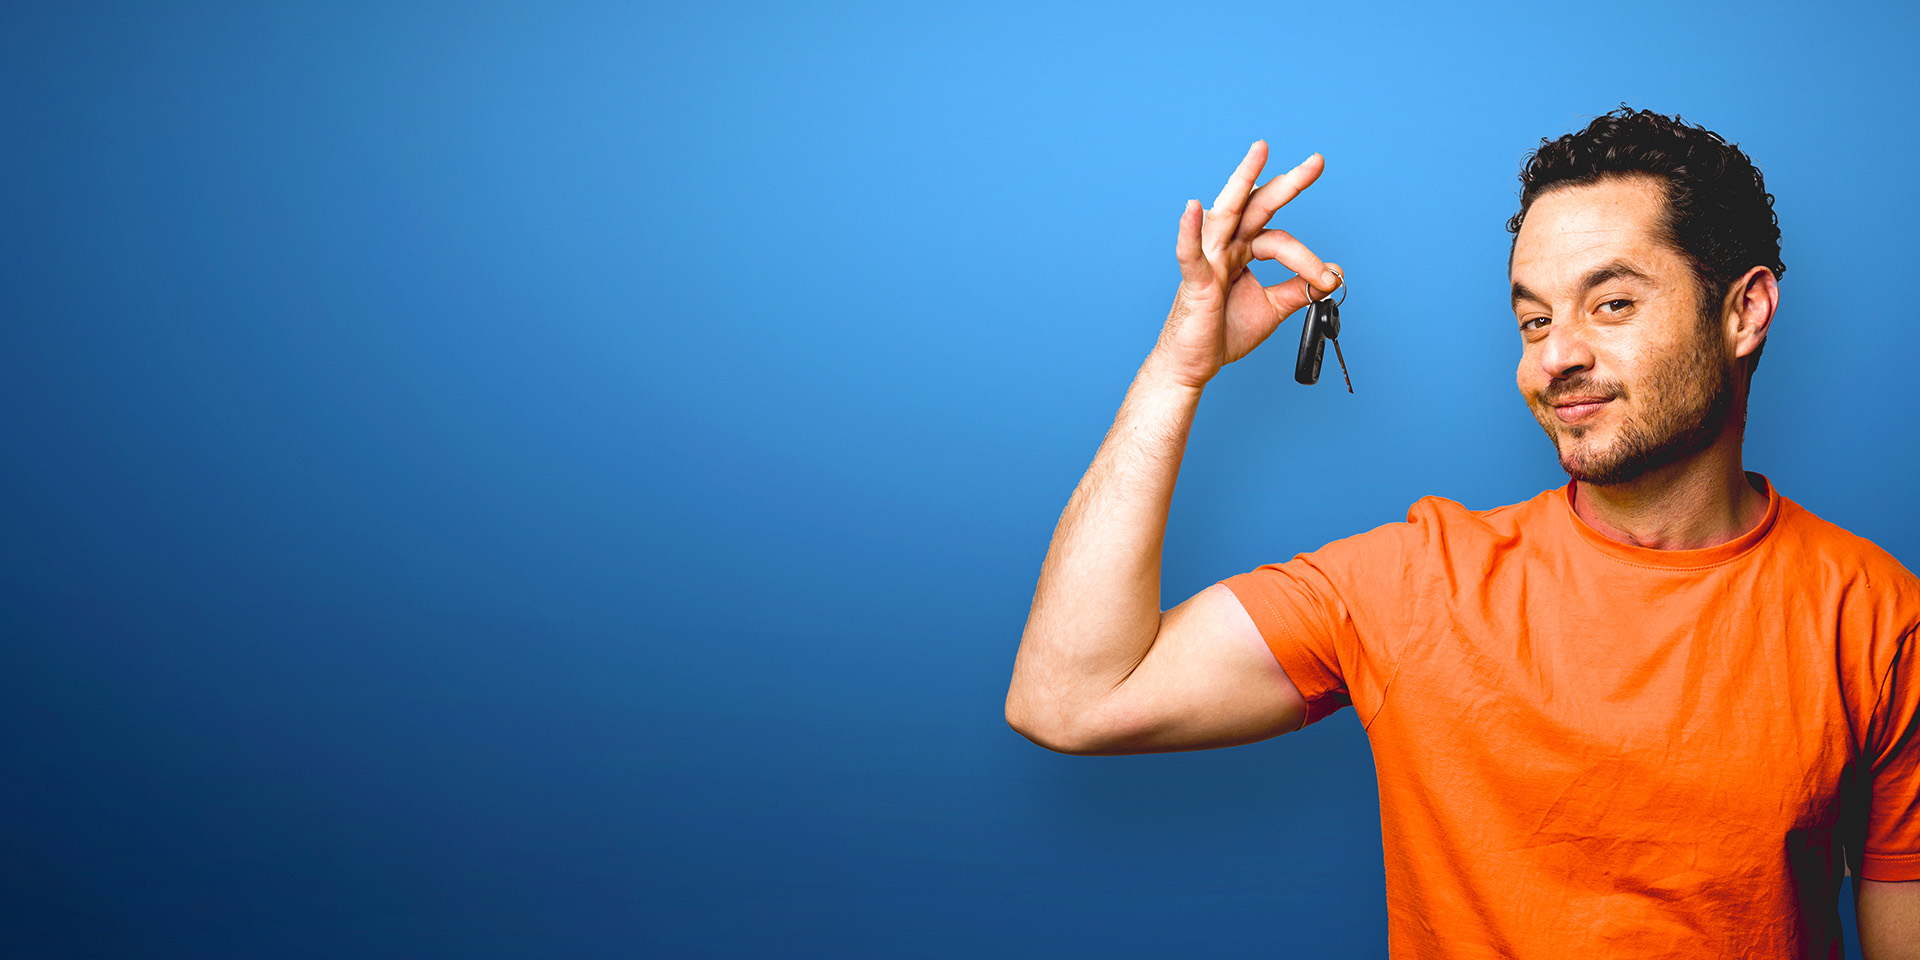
[1557,472,1782,569]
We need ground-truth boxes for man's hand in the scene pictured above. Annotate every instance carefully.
[1153,141,1344,390]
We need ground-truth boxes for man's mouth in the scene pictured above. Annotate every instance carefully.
[1550,396,1612,424]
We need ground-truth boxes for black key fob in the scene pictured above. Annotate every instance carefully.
[1294,298,1340,385]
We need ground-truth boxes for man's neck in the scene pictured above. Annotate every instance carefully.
[1569,436,1770,551]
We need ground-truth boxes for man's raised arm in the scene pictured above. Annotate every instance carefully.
[1005,141,1341,755]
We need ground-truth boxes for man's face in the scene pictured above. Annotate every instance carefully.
[1510,176,1735,486]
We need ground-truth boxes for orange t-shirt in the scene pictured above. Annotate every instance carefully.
[1222,476,1920,958]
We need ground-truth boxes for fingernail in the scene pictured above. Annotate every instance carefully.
[1301,153,1317,167]
[1322,270,1339,287]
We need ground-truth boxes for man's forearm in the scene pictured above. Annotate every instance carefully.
[1005,350,1202,747]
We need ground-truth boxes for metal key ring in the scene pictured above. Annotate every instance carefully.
[1310,269,1347,307]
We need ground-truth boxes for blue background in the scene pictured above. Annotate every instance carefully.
[5,1,1917,956]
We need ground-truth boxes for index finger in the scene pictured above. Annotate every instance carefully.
[1249,229,1340,296]
[1236,152,1325,242]
[1263,262,1345,320]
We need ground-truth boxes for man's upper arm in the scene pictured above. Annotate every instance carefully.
[1068,583,1307,755]
[1851,619,1920,960]
[1857,879,1920,960]
[1861,626,1920,881]
[1064,512,1428,755]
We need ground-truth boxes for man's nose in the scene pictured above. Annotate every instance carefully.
[1537,321,1594,380]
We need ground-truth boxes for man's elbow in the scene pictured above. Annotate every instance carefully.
[1004,691,1071,752]
[1004,689,1123,756]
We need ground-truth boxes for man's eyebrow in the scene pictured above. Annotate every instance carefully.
[1510,259,1658,309]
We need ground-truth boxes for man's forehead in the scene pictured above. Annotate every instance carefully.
[1510,176,1675,292]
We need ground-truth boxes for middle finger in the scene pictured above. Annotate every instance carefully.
[1237,152,1325,243]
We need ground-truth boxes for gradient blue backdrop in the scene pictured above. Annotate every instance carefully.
[6,2,1918,956]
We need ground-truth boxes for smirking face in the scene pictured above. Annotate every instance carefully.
[1509,176,1738,487]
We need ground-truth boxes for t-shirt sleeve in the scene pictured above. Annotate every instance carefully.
[1861,626,1920,881]
[1220,508,1435,728]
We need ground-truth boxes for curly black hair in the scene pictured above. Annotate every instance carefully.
[1508,106,1784,372]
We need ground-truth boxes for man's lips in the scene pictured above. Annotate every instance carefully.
[1550,396,1613,424]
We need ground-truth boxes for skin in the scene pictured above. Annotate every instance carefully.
[1858,877,1920,960]
[1509,176,1771,549]
[1003,144,1919,954]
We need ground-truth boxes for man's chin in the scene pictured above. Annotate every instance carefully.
[1534,409,1652,485]
[1562,458,1614,485]
[1559,444,1657,487]
[1555,436,1634,487]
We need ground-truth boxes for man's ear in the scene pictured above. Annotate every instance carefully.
[1725,265,1779,365]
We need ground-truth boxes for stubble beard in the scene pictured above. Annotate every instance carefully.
[1528,326,1736,487]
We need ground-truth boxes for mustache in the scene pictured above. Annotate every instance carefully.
[1538,376,1626,405]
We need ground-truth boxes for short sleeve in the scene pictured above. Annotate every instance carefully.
[1861,627,1920,881]
[1220,508,1438,729]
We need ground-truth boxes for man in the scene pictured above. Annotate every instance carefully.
[1005,108,1920,957]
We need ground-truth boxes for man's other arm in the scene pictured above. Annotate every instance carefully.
[1004,141,1340,755]
[1858,878,1920,960]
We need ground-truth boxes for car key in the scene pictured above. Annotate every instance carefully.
[1294,277,1352,393]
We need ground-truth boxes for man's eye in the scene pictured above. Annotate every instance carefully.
[1602,299,1633,312]
[1520,317,1549,332]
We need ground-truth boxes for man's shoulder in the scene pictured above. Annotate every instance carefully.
[1773,494,1920,595]
[1395,487,1563,542]
[1297,488,1562,572]
[1772,494,1920,684]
